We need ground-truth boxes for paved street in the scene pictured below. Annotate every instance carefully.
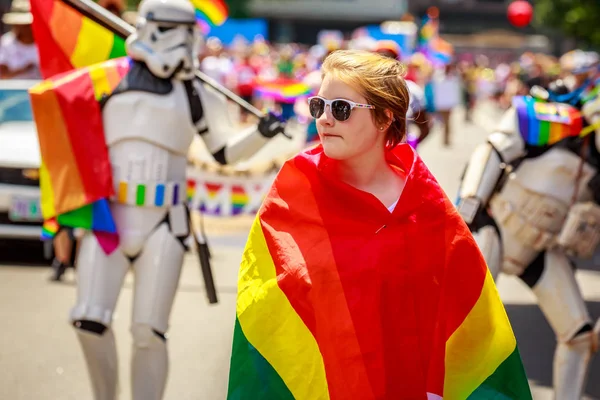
[1,103,600,399]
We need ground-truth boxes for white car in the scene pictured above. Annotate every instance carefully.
[0,79,45,245]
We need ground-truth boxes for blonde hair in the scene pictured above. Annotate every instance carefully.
[321,49,410,148]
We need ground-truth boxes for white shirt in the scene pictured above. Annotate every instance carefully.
[200,55,233,85]
[430,71,462,111]
[406,80,425,118]
[0,31,40,79]
[387,197,399,213]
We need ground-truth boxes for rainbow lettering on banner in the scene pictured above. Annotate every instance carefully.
[513,95,584,146]
[30,58,131,253]
[31,0,127,79]
[187,176,273,217]
[231,185,246,214]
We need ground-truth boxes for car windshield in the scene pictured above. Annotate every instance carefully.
[0,88,33,123]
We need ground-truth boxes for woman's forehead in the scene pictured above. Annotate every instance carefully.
[318,74,365,103]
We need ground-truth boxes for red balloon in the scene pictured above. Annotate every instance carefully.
[507,0,533,28]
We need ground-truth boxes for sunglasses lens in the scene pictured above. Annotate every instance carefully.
[309,98,325,119]
[332,100,352,121]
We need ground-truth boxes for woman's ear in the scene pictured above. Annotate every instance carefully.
[385,109,395,129]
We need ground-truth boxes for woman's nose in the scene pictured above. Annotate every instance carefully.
[317,104,334,126]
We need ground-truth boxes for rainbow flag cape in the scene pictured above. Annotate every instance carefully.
[31,0,127,79]
[228,144,532,399]
[30,57,131,252]
[513,96,584,147]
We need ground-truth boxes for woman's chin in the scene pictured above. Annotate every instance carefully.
[321,141,349,160]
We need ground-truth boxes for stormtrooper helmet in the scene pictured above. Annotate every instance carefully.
[126,0,199,80]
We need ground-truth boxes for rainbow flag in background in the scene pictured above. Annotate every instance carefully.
[190,0,229,33]
[254,79,313,103]
[513,95,584,147]
[418,15,438,47]
[227,144,532,399]
[418,15,453,66]
[30,57,131,253]
[31,0,127,79]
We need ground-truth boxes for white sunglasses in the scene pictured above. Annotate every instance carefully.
[307,96,375,122]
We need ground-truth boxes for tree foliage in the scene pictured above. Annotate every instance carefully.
[534,0,600,48]
[224,0,250,18]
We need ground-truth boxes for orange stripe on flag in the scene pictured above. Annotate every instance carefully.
[29,81,86,215]
[49,1,82,58]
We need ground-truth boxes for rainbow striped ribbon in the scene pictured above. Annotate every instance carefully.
[115,181,186,207]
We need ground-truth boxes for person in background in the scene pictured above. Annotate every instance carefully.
[49,228,78,282]
[430,62,462,147]
[233,50,258,124]
[98,0,125,17]
[0,0,40,79]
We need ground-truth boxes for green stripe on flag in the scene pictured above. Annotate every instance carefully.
[468,347,532,399]
[108,36,126,60]
[57,203,93,229]
[227,318,295,400]
[538,121,550,145]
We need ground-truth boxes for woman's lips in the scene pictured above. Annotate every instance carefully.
[322,133,341,138]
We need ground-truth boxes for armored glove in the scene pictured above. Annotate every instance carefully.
[258,112,289,139]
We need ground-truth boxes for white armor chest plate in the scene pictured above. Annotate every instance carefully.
[510,147,596,204]
[102,80,196,156]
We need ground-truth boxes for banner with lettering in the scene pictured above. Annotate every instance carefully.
[187,169,276,217]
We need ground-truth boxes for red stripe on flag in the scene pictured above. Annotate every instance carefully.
[30,83,86,214]
[31,0,74,78]
[259,158,376,399]
[53,71,114,203]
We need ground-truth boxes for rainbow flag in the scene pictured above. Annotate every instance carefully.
[228,144,532,399]
[417,15,453,66]
[30,57,131,252]
[31,0,127,79]
[513,96,584,146]
[190,0,228,30]
[418,15,438,47]
[254,79,313,104]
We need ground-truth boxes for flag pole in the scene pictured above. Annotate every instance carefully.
[60,0,265,119]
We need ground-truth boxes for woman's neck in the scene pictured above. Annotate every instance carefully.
[333,144,393,190]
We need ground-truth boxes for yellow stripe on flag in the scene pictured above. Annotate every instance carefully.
[88,62,113,100]
[236,217,330,400]
[444,269,517,399]
[70,18,114,68]
[39,162,56,220]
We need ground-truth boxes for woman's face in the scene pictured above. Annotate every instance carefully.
[316,74,383,160]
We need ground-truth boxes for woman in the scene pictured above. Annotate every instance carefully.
[227,50,531,399]
[48,227,78,282]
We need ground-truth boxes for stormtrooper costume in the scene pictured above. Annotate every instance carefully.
[69,0,286,399]
[456,51,600,399]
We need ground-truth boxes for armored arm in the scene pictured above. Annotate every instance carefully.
[192,79,286,166]
[456,107,526,226]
